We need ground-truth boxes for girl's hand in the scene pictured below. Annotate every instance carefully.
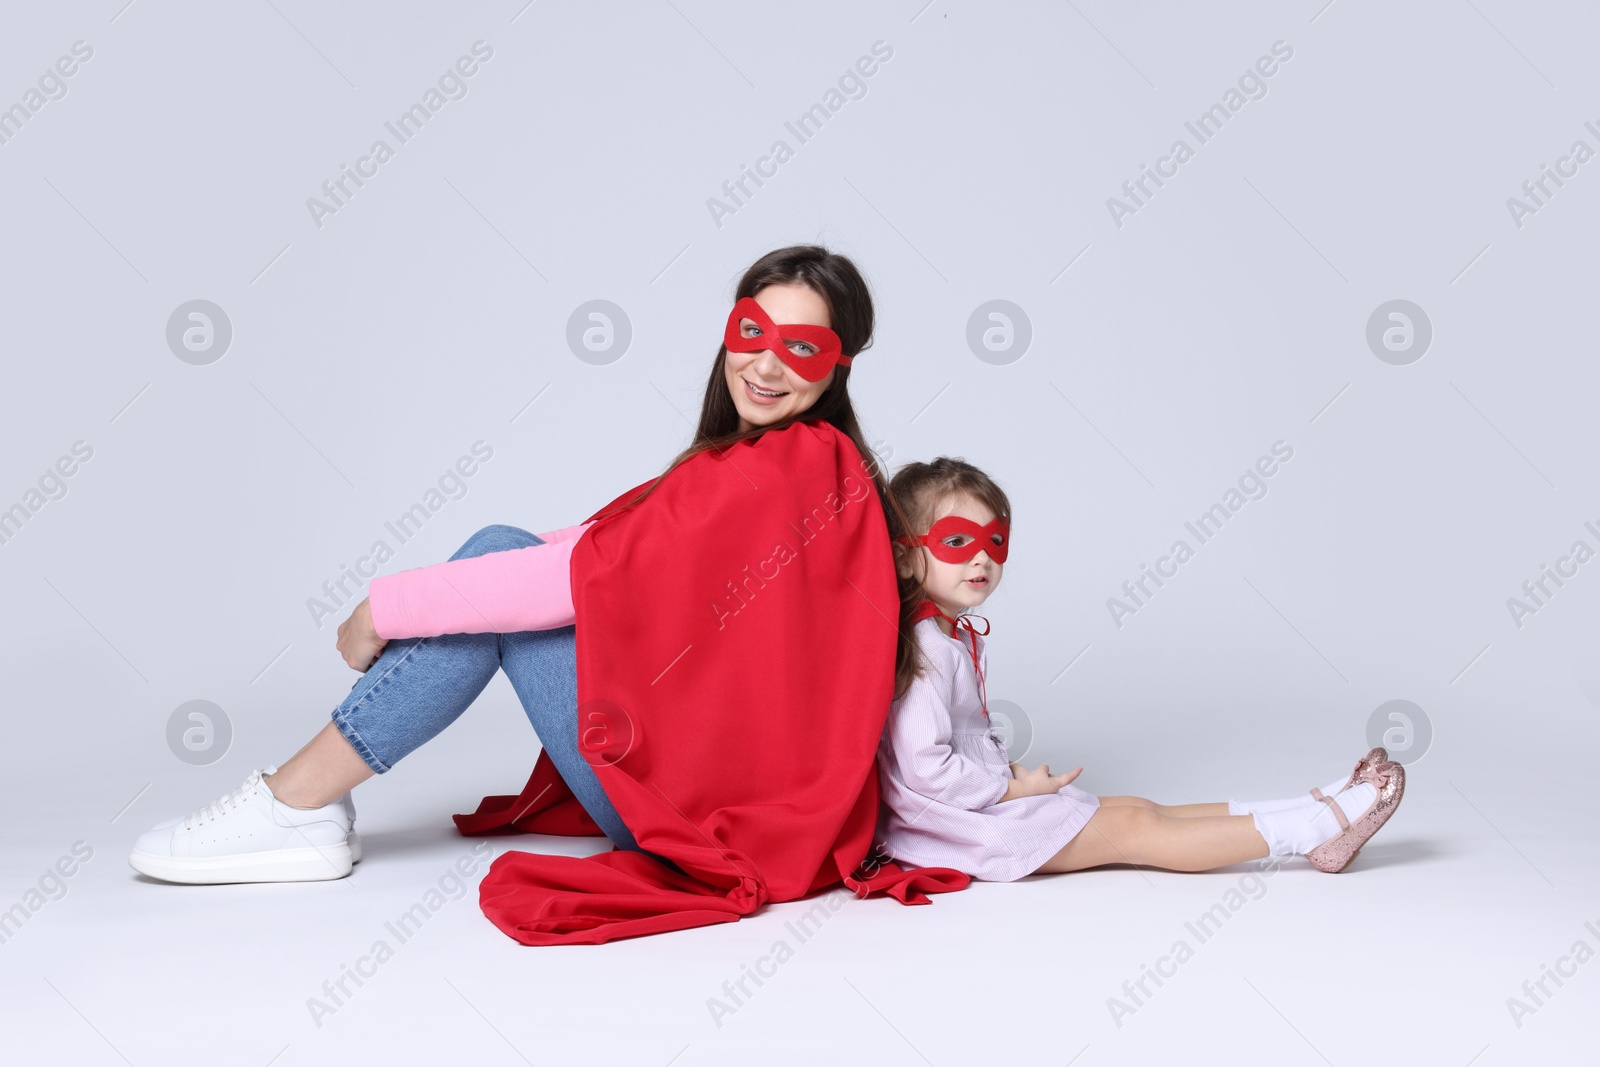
[336,598,388,672]
[1001,762,1082,802]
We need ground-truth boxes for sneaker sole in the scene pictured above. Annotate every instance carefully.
[129,841,354,884]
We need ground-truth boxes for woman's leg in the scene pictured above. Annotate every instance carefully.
[266,722,375,809]
[1098,796,1230,818]
[268,627,505,807]
[1035,805,1268,874]
[265,628,504,808]
[267,524,640,852]
[264,524,529,808]
[497,625,641,852]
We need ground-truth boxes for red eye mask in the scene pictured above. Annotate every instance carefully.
[897,515,1010,564]
[723,296,851,383]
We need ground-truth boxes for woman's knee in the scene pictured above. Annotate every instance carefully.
[455,524,541,560]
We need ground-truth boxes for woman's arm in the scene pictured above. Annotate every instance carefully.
[366,523,592,639]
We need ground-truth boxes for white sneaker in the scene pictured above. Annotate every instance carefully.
[145,786,362,862]
[129,766,355,884]
[343,792,362,863]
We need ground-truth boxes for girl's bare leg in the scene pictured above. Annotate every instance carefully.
[1099,795,1230,818]
[1036,805,1268,873]
[261,722,374,810]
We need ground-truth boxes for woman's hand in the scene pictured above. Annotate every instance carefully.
[337,597,388,672]
[1001,762,1082,802]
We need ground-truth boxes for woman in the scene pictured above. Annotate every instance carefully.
[129,246,966,942]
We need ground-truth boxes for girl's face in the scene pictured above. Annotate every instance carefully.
[896,491,1005,621]
[724,282,838,432]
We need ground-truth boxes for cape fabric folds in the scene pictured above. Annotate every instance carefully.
[451,419,970,945]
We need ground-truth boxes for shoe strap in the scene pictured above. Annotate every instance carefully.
[1310,787,1355,840]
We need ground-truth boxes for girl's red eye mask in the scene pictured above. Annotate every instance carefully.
[723,296,850,383]
[896,515,1010,564]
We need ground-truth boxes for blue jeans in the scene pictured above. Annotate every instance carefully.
[329,524,640,852]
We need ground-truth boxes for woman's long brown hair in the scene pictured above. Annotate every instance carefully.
[598,244,930,700]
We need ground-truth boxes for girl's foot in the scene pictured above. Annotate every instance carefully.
[1246,776,1382,862]
[1306,760,1404,873]
[129,767,356,884]
[1342,746,1388,793]
[1228,746,1391,817]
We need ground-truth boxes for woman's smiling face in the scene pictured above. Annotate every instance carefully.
[724,282,838,432]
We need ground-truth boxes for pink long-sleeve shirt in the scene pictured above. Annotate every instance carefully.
[366,522,595,640]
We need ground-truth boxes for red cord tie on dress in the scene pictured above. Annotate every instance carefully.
[912,598,992,722]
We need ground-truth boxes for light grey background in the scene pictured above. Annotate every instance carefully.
[2,1,1596,1064]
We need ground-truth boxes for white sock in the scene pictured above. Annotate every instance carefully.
[1247,781,1376,856]
[1227,773,1350,817]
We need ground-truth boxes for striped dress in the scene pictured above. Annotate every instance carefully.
[874,615,1100,881]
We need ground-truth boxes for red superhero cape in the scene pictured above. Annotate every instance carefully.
[451,419,969,945]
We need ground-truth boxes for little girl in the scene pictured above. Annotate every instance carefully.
[875,457,1405,880]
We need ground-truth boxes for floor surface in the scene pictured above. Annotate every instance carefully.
[3,743,1594,1066]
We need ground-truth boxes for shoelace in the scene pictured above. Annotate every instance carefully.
[181,769,266,831]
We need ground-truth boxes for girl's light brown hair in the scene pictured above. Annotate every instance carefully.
[885,456,1013,701]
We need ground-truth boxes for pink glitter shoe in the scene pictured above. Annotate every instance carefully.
[1306,760,1405,873]
[1340,747,1387,793]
